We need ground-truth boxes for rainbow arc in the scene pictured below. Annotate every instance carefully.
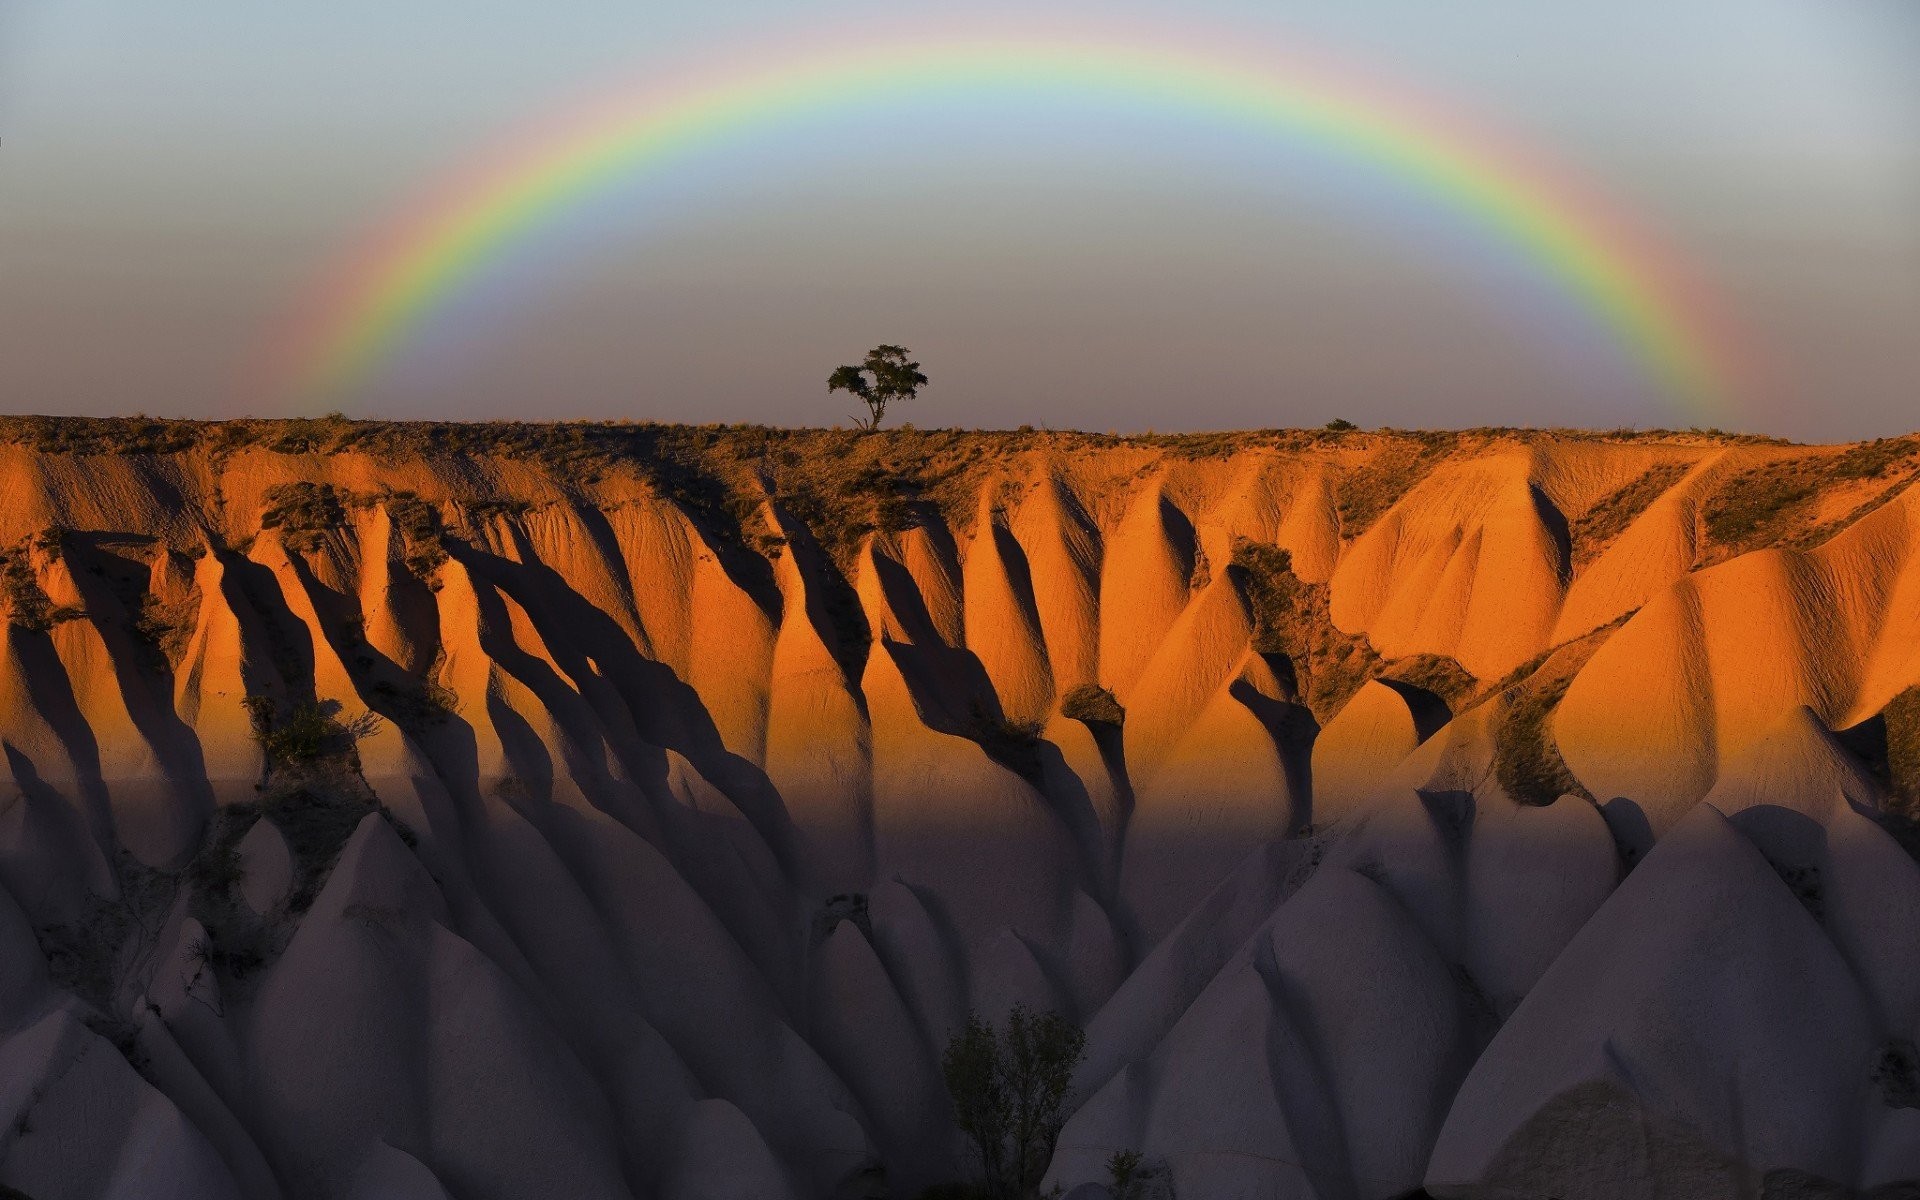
[267,28,1752,416]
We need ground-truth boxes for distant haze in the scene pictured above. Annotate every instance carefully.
[1,0,1915,437]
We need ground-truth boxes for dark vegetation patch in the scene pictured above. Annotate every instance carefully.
[963,701,1046,784]
[243,695,382,776]
[1488,631,1620,807]
[177,792,394,988]
[463,498,533,524]
[1060,684,1124,727]
[64,536,199,671]
[32,848,177,1083]
[1569,461,1693,569]
[1879,686,1920,862]
[0,419,1821,589]
[1333,431,1460,537]
[170,693,419,997]
[260,483,452,578]
[1231,539,1381,722]
[1492,676,1587,806]
[241,695,417,892]
[131,584,197,667]
[35,851,172,1013]
[1379,654,1480,713]
[384,492,449,575]
[259,482,350,553]
[1874,1038,1920,1109]
[1703,438,1920,556]
[0,413,1786,462]
[266,784,404,913]
[0,537,85,632]
[180,809,273,983]
[0,414,206,456]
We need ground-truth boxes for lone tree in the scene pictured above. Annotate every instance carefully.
[941,1004,1087,1198]
[829,344,927,431]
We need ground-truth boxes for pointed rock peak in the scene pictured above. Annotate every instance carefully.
[1403,690,1504,801]
[1706,705,1882,828]
[311,811,445,927]
[191,539,231,584]
[663,749,754,826]
[971,925,1069,1021]
[854,529,893,577]
[147,542,199,604]
[1374,677,1454,744]
[969,472,1023,542]
[1232,650,1291,705]
[1311,679,1441,828]
[1328,679,1436,748]
[668,1099,802,1200]
[756,494,796,543]
[237,816,294,917]
[344,1142,454,1200]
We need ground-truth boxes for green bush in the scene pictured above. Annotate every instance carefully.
[942,1005,1087,1200]
[243,695,381,771]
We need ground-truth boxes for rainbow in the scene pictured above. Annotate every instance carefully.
[268,25,1751,414]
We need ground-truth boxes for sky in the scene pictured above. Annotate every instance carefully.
[0,0,1915,437]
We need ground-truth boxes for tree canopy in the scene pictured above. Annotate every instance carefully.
[940,1004,1086,1198]
[829,344,927,430]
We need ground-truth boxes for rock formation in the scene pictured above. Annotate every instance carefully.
[0,418,1915,1198]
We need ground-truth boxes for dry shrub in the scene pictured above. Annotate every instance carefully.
[1060,684,1124,726]
[1569,461,1692,569]
[1704,438,1920,555]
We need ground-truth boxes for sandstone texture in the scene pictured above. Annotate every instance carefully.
[0,419,1916,1199]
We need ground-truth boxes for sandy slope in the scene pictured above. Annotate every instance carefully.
[0,421,1917,1198]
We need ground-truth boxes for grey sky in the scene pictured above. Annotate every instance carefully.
[0,0,1913,435]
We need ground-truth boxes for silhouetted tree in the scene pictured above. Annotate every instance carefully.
[941,1004,1087,1198]
[830,344,927,430]
[944,1014,1010,1196]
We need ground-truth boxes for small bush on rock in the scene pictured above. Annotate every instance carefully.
[1060,685,1124,727]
